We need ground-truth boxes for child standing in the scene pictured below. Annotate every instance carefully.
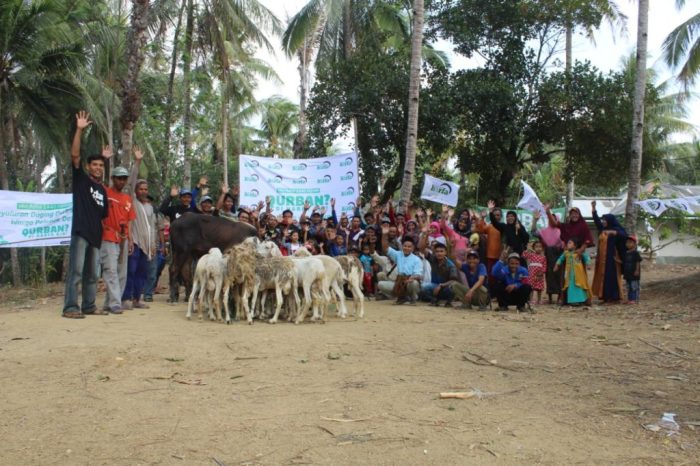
[522,240,547,304]
[358,244,375,298]
[554,238,592,306]
[622,235,642,304]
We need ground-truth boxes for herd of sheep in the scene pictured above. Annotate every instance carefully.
[185,237,365,324]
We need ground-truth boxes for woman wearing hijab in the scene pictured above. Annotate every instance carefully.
[546,206,594,250]
[590,201,627,303]
[532,209,564,304]
[488,201,529,259]
[440,205,470,263]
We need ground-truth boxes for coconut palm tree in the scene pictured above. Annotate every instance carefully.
[398,0,423,208]
[255,96,299,157]
[0,0,85,285]
[662,0,700,89]
[625,0,650,232]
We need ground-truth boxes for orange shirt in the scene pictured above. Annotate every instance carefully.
[476,219,502,260]
[102,186,136,243]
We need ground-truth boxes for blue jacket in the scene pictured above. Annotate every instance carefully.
[492,261,528,288]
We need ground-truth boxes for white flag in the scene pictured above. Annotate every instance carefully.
[684,195,700,206]
[420,174,460,207]
[516,181,546,217]
[635,199,668,217]
[666,198,695,215]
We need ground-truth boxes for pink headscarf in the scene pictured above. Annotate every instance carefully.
[429,221,442,238]
[538,225,563,248]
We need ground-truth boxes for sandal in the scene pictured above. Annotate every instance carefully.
[84,308,109,316]
[62,311,85,319]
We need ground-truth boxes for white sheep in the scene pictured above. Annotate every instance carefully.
[223,241,257,324]
[288,255,328,324]
[186,248,227,322]
[250,257,301,324]
[293,248,348,319]
[335,255,365,318]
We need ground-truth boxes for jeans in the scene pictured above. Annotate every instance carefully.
[63,234,100,313]
[626,279,640,302]
[100,240,129,309]
[123,246,150,302]
[143,250,165,299]
[420,282,455,302]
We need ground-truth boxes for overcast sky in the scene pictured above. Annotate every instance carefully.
[254,0,699,149]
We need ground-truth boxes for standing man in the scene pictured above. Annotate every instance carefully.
[99,163,135,314]
[160,186,197,223]
[62,111,109,319]
[122,147,156,309]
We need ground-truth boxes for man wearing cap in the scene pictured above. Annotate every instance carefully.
[99,165,136,314]
[62,111,110,319]
[452,250,490,310]
[492,251,532,312]
[160,186,198,223]
[199,195,215,215]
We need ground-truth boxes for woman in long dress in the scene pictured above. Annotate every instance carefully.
[531,210,564,304]
[591,202,627,303]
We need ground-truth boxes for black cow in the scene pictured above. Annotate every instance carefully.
[168,213,257,302]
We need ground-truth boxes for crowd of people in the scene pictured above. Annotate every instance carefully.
[61,112,643,319]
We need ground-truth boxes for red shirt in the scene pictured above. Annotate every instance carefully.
[102,186,136,243]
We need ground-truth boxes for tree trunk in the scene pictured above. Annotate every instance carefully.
[221,76,229,187]
[294,38,312,159]
[564,23,575,210]
[119,0,151,166]
[0,88,20,285]
[55,153,68,281]
[398,0,424,210]
[624,0,649,233]
[163,0,186,187]
[182,0,195,189]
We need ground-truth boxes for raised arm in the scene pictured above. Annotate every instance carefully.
[216,183,229,210]
[71,111,92,169]
[591,201,603,232]
[127,145,143,195]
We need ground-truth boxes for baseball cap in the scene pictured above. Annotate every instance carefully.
[200,195,213,203]
[111,167,129,177]
[180,189,192,196]
[507,252,521,261]
[466,250,479,259]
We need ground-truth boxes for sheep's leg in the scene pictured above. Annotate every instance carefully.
[332,279,348,318]
[295,280,312,325]
[223,280,232,324]
[353,277,365,318]
[240,287,252,325]
[269,285,284,324]
[186,279,199,320]
[248,283,259,324]
[213,279,223,322]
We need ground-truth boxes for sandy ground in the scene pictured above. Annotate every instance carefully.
[0,265,699,466]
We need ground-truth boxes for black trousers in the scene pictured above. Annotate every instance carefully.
[495,283,532,308]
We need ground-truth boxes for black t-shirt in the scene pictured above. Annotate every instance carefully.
[623,250,642,280]
[71,165,108,248]
[159,197,198,223]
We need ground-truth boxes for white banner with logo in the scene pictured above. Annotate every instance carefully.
[420,174,460,207]
[239,153,360,216]
[0,190,72,247]
[635,196,700,217]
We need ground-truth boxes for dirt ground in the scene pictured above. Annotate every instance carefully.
[1,264,699,466]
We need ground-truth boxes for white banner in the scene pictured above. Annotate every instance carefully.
[420,174,460,207]
[635,196,700,217]
[517,180,547,218]
[635,199,668,217]
[0,190,72,247]
[239,153,360,216]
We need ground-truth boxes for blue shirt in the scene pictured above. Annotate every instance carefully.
[461,263,488,289]
[492,261,528,288]
[359,254,373,274]
[386,247,423,277]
